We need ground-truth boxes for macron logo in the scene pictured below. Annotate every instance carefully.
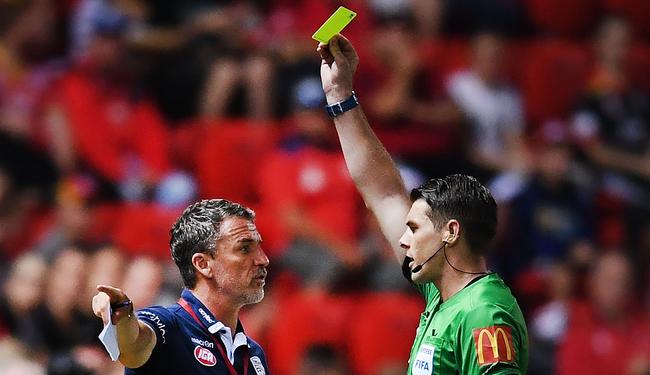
[191,337,214,349]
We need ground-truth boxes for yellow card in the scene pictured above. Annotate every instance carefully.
[311,6,357,43]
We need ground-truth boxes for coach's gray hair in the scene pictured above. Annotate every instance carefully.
[170,199,255,288]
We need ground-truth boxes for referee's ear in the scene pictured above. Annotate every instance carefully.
[192,253,213,279]
[443,219,461,247]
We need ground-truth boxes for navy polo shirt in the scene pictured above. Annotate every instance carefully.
[125,289,270,374]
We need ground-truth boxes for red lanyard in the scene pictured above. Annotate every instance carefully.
[178,298,249,375]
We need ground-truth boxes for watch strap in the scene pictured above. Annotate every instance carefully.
[325,91,359,118]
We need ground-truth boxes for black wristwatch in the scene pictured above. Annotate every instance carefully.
[111,299,133,318]
[325,91,359,118]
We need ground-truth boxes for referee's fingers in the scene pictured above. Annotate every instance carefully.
[317,43,334,65]
[328,35,345,62]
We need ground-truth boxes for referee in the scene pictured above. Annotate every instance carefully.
[92,199,270,374]
[317,35,528,374]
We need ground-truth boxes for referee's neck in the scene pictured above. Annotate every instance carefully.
[437,255,487,302]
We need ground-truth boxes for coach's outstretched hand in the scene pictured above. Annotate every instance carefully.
[317,34,359,104]
[93,285,133,325]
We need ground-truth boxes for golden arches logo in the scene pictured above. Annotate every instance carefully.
[474,326,514,365]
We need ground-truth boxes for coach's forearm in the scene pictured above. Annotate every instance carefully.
[117,317,156,368]
[332,105,408,206]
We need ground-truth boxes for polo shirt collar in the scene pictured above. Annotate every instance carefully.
[181,289,250,364]
[180,288,248,338]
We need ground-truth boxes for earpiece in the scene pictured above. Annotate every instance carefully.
[408,226,487,277]
[443,229,455,244]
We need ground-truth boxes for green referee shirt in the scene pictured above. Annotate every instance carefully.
[407,273,528,375]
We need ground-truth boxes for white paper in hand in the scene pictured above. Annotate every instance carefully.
[98,304,120,361]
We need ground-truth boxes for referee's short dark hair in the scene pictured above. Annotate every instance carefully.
[411,174,497,254]
[170,199,255,288]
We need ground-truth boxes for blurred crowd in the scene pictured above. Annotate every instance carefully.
[0,0,649,374]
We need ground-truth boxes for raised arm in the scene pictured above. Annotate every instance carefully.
[317,35,411,263]
[92,285,156,368]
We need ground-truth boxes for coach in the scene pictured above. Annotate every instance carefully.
[92,199,270,374]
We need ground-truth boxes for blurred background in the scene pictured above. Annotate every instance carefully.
[0,0,649,374]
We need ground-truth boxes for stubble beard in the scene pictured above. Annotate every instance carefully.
[215,275,265,306]
[241,286,265,305]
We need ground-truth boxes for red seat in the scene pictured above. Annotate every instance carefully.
[170,122,206,171]
[113,203,182,259]
[87,203,124,244]
[506,41,532,85]
[526,0,602,37]
[195,119,277,205]
[266,291,353,375]
[512,269,550,315]
[603,0,650,38]
[628,44,650,92]
[520,40,590,127]
[348,293,425,375]
[437,39,471,78]
[594,191,627,249]
[0,318,7,339]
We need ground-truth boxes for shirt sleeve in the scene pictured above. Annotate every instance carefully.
[248,338,272,374]
[457,304,526,375]
[252,351,271,374]
[136,306,175,348]
[571,110,601,145]
[502,91,524,136]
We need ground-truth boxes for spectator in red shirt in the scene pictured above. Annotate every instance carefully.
[0,0,64,142]
[48,13,171,201]
[362,16,462,162]
[528,261,576,375]
[0,1,62,254]
[257,76,362,288]
[557,252,650,375]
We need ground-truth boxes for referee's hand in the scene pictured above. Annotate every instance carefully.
[92,285,133,325]
[317,34,359,104]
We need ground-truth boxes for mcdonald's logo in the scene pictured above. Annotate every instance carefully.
[472,325,515,366]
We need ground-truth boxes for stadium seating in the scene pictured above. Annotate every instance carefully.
[195,119,278,206]
[113,203,182,259]
[266,291,353,375]
[603,0,650,38]
[526,0,602,37]
[348,293,425,375]
[520,40,591,127]
[629,44,650,92]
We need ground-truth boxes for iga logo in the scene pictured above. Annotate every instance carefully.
[194,346,217,367]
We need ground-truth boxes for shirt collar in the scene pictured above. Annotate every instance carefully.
[180,289,247,336]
